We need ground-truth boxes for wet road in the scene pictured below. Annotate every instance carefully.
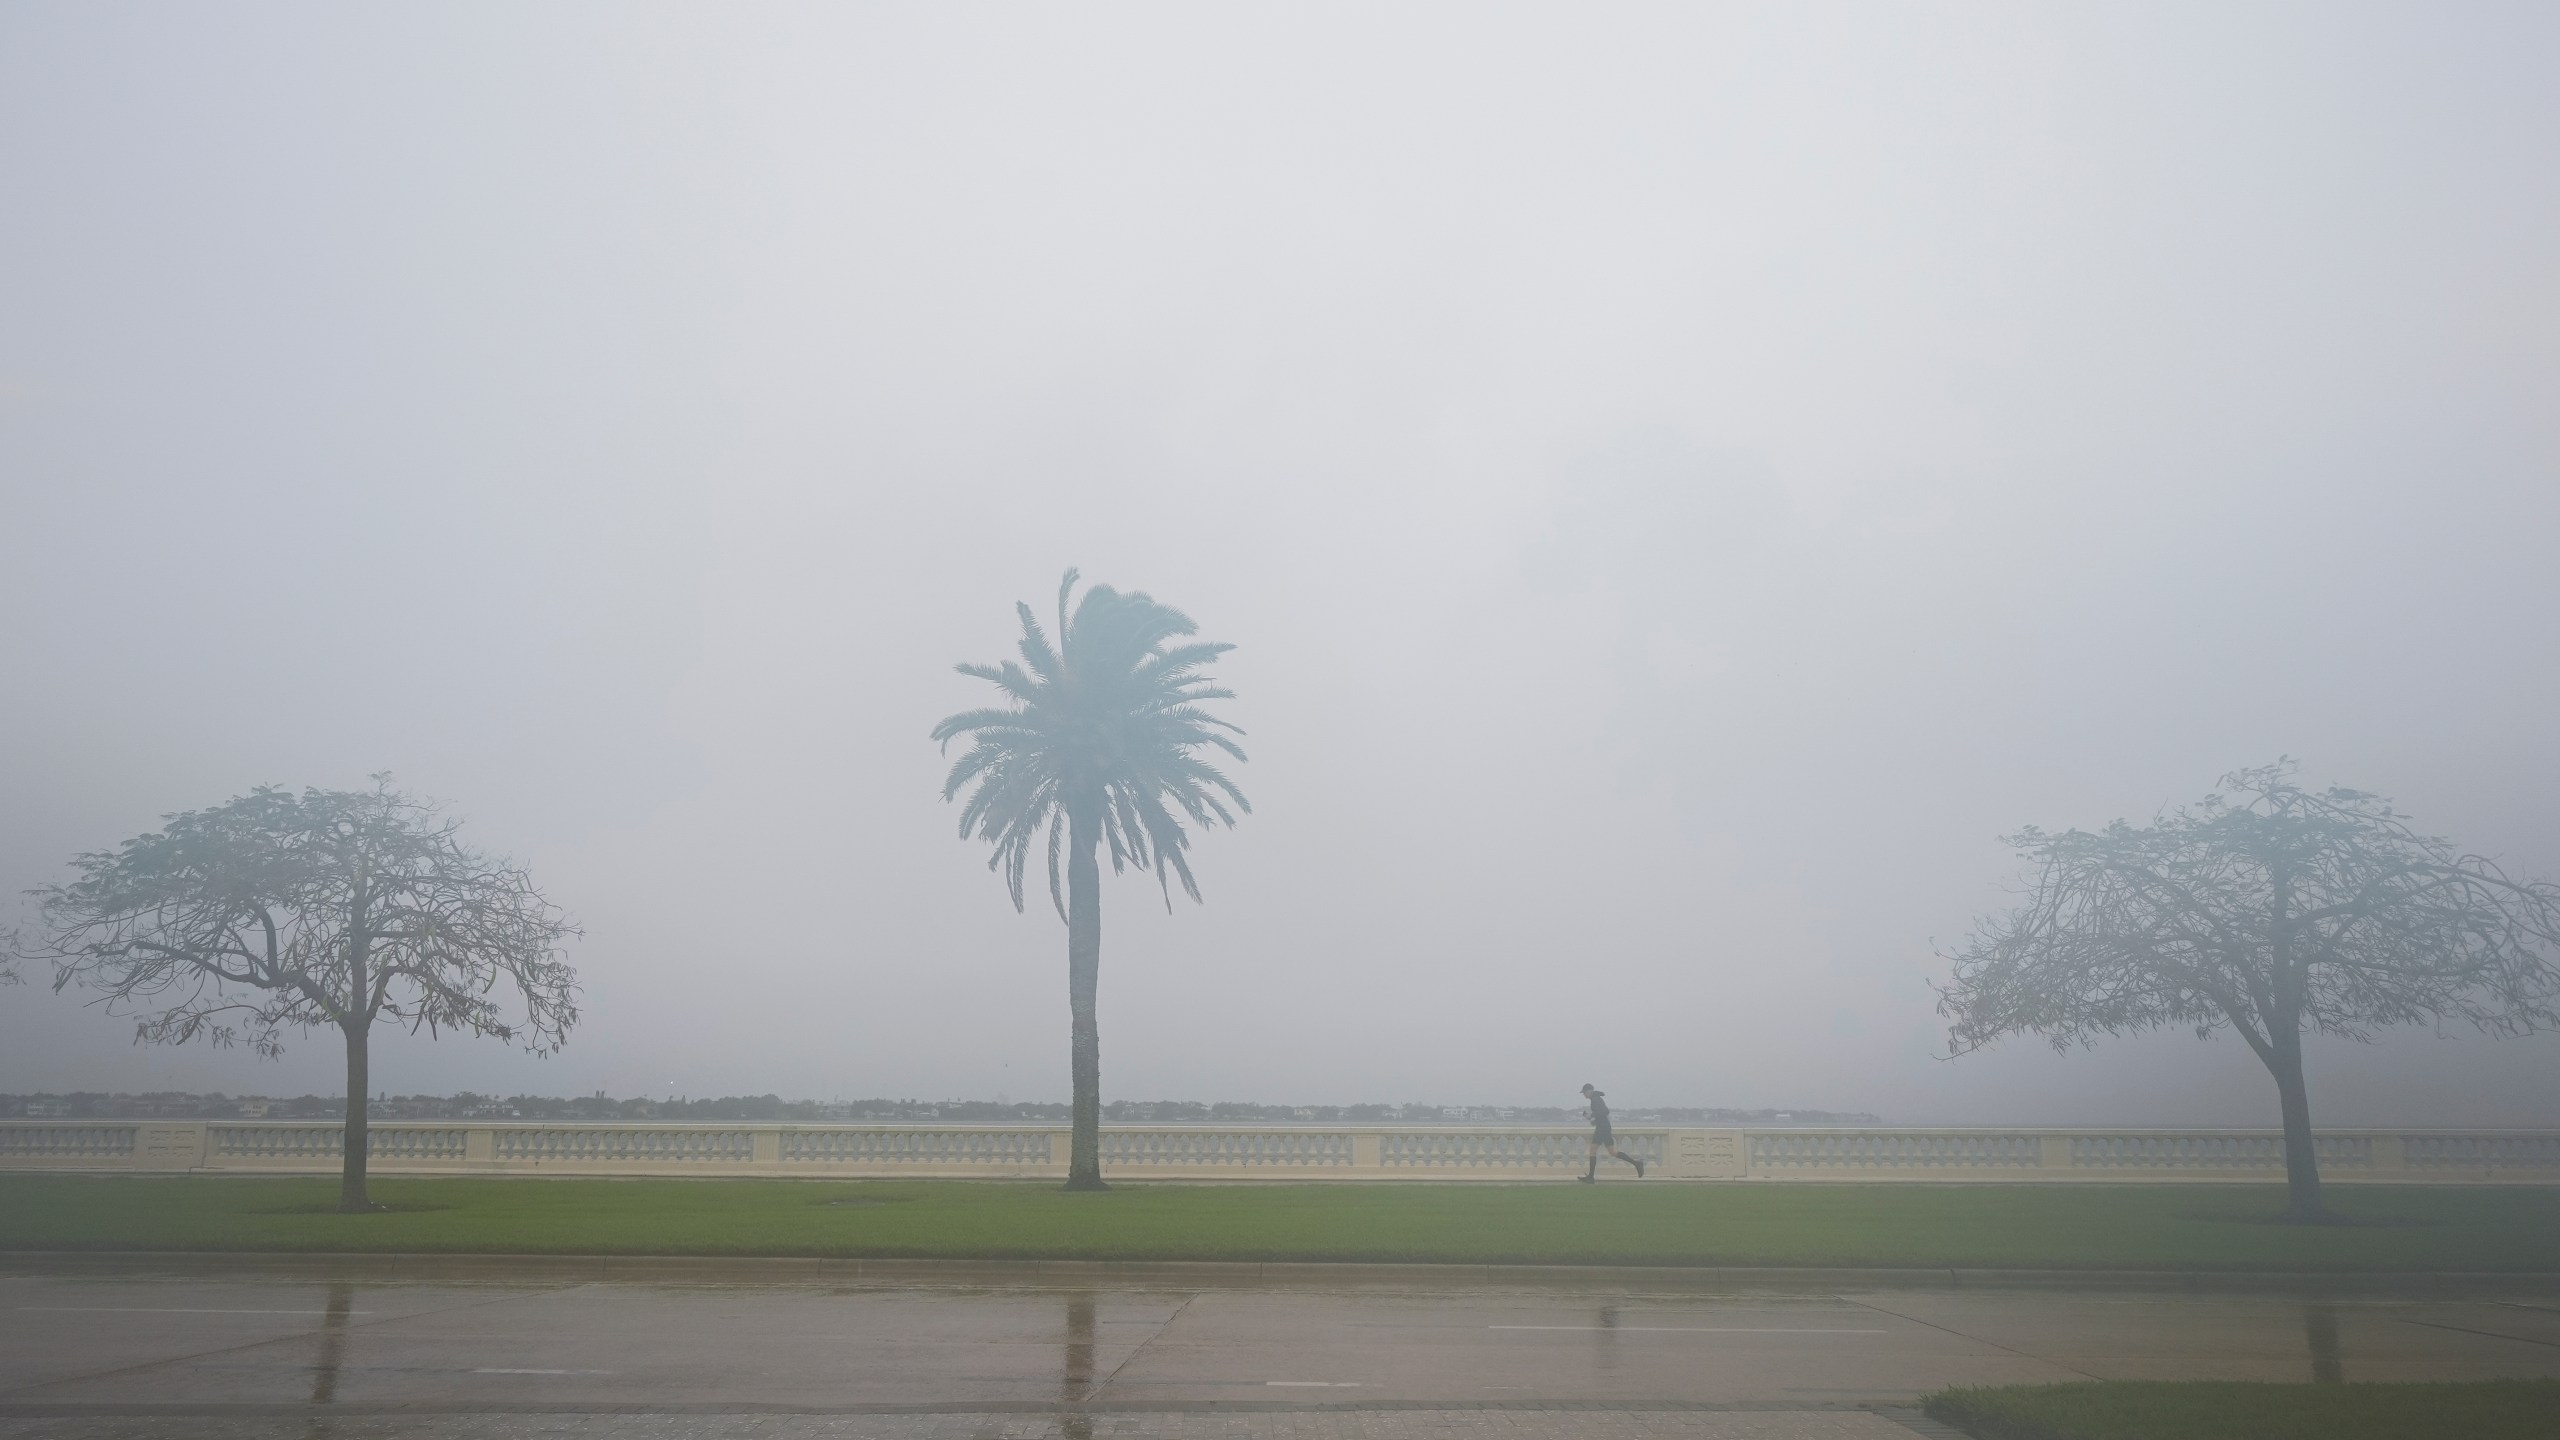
[3,1268,2556,1437]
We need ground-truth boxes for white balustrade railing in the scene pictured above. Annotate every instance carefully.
[0,1125,138,1159]
[1751,1133,2040,1170]
[1,1121,2553,1182]
[784,1127,1054,1166]
[208,1124,340,1160]
[493,1127,755,1163]
[375,1127,472,1161]
[1382,1131,1663,1169]
[2405,1134,2560,1169]
[2067,1134,2370,1169]
[209,1125,475,1161]
[1104,1130,1358,1167]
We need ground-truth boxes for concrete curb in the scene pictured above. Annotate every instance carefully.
[6,1249,2557,1295]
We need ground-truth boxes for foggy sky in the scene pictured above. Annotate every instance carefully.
[4,3,2556,1126]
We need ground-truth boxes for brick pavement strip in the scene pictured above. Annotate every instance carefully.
[0,1401,1964,1437]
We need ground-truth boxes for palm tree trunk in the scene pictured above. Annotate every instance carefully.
[1064,811,1107,1191]
[339,1021,373,1212]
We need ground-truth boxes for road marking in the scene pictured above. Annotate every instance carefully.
[2395,1318,2560,1352]
[1488,1325,1887,1334]
[1266,1381,1362,1387]
[472,1368,617,1375]
[15,1307,375,1315]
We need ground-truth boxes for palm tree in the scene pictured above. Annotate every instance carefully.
[933,570,1250,1190]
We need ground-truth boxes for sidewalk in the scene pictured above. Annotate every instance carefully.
[0,1410,1971,1440]
[8,1248,2558,1296]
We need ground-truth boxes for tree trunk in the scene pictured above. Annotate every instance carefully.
[339,1022,374,1212]
[1063,810,1107,1191]
[2266,1031,2326,1222]
[2259,866,2325,1222]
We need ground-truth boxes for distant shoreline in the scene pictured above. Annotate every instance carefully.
[2,1090,1882,1127]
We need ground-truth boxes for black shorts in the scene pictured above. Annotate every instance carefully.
[1590,1128,1614,1147]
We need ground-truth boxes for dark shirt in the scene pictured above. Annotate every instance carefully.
[1585,1094,1610,1129]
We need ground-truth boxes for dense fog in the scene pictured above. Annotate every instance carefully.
[4,3,2555,1125]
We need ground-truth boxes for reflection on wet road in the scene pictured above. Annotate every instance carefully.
[3,1267,2555,1426]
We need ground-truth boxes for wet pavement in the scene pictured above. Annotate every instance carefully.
[2,1268,2555,1437]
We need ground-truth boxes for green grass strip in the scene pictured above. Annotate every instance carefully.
[4,1177,2559,1269]
[1924,1380,2560,1440]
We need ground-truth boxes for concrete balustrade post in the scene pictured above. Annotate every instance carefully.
[1352,1133,1382,1170]
[2370,1134,2406,1174]
[1660,1130,1727,1178]
[1701,1130,1746,1179]
[2038,1135,2072,1170]
[465,1128,495,1163]
[132,1122,206,1172]
[752,1129,783,1165]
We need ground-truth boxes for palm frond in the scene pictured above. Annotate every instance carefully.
[934,571,1250,914]
[1014,604,1064,687]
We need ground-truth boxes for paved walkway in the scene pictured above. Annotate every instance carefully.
[4,1267,2554,1437]
[0,1414,1957,1440]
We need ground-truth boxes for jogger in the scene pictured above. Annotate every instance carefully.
[1577,1082,1645,1181]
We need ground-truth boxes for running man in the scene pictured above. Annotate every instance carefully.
[1577,1083,1645,1182]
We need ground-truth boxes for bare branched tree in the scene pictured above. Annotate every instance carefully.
[933,570,1250,1190]
[1936,762,2560,1220]
[12,777,580,1211]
